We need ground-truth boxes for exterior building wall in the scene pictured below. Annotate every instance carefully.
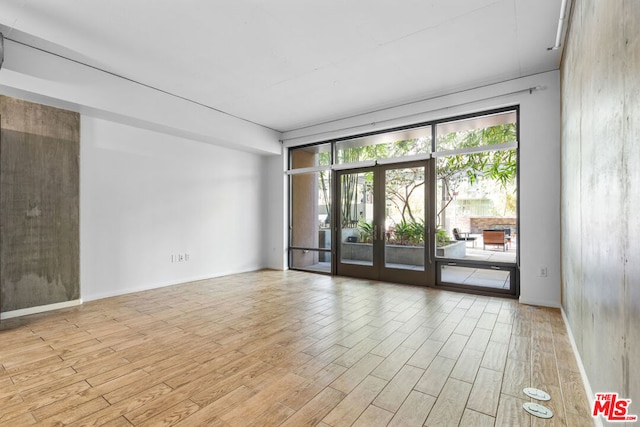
[468,217,517,234]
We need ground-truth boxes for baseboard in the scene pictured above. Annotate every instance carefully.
[561,307,601,427]
[0,299,82,320]
[518,296,561,308]
[82,268,262,302]
[0,269,268,318]
[82,278,205,302]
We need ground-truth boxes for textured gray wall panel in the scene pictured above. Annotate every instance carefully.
[0,96,79,312]
[623,0,640,405]
[561,0,639,407]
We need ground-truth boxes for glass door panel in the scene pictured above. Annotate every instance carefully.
[338,170,374,267]
[383,166,426,271]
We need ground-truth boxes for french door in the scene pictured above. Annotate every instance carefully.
[335,161,435,286]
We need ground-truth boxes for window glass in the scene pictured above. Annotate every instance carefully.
[338,170,374,266]
[290,171,331,248]
[336,126,432,164]
[290,170,332,272]
[290,249,331,273]
[290,143,331,169]
[436,111,516,152]
[436,149,517,263]
[440,264,512,289]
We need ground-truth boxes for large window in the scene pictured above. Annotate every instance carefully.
[435,111,518,259]
[434,110,518,292]
[287,107,519,296]
[288,143,332,273]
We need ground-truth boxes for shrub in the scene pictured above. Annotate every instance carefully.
[358,221,374,243]
[393,221,412,245]
[436,228,451,246]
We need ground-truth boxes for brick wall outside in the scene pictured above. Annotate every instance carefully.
[469,217,517,234]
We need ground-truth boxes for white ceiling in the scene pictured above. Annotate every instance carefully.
[0,0,562,133]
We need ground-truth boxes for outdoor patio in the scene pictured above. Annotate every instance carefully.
[299,235,517,283]
[456,235,517,263]
[440,265,511,289]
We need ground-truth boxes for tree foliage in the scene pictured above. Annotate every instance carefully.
[385,167,424,224]
[436,123,517,227]
[338,138,430,227]
[314,122,517,231]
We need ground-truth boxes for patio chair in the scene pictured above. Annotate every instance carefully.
[483,229,509,251]
[452,228,477,247]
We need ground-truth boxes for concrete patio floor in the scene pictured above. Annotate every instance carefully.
[297,237,517,290]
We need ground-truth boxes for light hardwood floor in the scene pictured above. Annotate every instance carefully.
[0,270,593,426]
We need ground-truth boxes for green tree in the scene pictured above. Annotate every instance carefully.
[436,124,517,227]
[339,146,376,227]
[380,138,430,226]
[316,125,517,231]
[385,167,425,224]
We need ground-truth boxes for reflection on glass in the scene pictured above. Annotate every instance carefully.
[336,126,431,164]
[440,264,511,289]
[339,171,373,265]
[290,172,331,270]
[436,149,517,263]
[290,143,331,169]
[384,167,425,270]
[436,111,516,152]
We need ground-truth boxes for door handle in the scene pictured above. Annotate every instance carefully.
[427,228,433,264]
[373,224,378,241]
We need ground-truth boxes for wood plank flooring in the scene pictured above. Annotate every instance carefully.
[0,270,593,426]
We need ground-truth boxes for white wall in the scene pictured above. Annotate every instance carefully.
[81,117,268,301]
[263,153,288,270]
[281,71,561,307]
[518,73,561,307]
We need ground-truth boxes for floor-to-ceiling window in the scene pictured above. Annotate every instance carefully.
[287,107,519,297]
[288,143,332,273]
[433,109,519,295]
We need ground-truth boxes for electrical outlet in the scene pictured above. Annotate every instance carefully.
[539,267,547,277]
[171,253,190,263]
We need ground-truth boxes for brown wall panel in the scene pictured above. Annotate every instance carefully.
[0,95,79,312]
